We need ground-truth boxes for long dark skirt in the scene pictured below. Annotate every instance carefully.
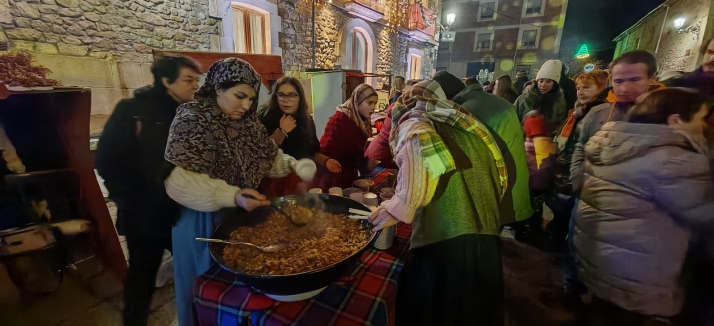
[396,234,504,326]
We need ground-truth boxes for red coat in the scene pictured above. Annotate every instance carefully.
[365,104,398,169]
[313,111,369,191]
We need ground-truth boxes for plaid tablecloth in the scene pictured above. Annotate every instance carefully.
[194,169,411,326]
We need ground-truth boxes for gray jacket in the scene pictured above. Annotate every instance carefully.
[569,102,625,192]
[574,122,714,317]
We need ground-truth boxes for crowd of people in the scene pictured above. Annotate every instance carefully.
[95,36,714,326]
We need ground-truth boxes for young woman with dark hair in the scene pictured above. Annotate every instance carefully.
[515,60,568,129]
[259,77,335,166]
[257,77,339,196]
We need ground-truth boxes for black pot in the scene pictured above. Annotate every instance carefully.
[209,194,378,295]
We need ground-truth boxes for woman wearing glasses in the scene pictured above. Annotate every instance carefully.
[258,77,339,196]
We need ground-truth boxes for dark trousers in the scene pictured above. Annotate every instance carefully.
[122,235,171,326]
[589,297,675,326]
[545,193,575,246]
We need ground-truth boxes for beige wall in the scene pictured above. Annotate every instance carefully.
[32,54,154,115]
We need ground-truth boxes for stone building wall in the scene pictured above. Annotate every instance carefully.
[4,0,219,61]
[278,0,438,82]
[614,0,714,72]
[1,0,438,116]
[1,0,220,115]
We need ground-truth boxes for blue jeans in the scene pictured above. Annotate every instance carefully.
[172,208,223,326]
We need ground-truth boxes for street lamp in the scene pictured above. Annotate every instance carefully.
[446,13,456,26]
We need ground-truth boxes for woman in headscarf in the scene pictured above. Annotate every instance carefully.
[369,80,510,326]
[389,76,406,104]
[314,83,379,190]
[365,79,421,169]
[163,58,297,326]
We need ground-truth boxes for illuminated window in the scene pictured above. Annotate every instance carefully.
[347,28,369,72]
[232,3,269,54]
[409,54,422,80]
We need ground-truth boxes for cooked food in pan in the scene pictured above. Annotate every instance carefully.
[222,208,370,275]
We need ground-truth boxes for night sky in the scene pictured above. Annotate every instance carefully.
[561,0,664,61]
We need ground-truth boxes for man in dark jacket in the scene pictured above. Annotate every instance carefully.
[666,37,714,98]
[559,65,577,110]
[666,36,714,326]
[513,70,530,95]
[96,54,200,326]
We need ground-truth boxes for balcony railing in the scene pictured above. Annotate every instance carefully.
[345,0,385,22]
[407,3,435,42]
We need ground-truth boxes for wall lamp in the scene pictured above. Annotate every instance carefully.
[674,17,700,35]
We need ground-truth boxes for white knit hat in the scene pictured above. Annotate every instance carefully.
[536,60,563,82]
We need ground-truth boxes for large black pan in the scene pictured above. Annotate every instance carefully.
[209,194,378,296]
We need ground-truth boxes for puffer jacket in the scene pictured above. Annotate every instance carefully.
[573,122,714,317]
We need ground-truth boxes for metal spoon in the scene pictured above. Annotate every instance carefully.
[195,238,288,253]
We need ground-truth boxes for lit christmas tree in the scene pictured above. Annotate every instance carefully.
[576,44,590,59]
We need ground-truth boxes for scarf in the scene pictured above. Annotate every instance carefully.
[390,80,508,197]
[165,58,278,189]
[555,98,608,150]
[336,84,377,137]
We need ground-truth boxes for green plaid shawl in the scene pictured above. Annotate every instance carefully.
[390,80,508,197]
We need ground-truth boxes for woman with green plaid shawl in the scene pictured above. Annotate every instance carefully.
[369,80,509,325]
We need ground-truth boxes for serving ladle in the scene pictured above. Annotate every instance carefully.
[195,238,288,253]
[241,194,307,227]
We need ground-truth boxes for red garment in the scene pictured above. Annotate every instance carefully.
[365,104,398,169]
[313,111,370,191]
[523,115,551,138]
[258,173,305,199]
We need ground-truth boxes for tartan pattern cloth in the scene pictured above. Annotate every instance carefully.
[194,169,412,326]
[390,80,508,197]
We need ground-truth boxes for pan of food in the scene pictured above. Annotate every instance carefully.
[209,194,378,301]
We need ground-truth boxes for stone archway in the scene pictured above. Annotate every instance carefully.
[337,18,377,78]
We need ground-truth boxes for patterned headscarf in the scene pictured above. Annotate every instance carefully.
[165,58,278,189]
[336,83,377,137]
[390,80,508,197]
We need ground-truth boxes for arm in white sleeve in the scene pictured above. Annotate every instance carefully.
[265,149,298,178]
[165,167,240,212]
[382,136,438,223]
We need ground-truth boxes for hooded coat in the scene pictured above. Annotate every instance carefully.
[573,122,714,317]
[453,83,533,221]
